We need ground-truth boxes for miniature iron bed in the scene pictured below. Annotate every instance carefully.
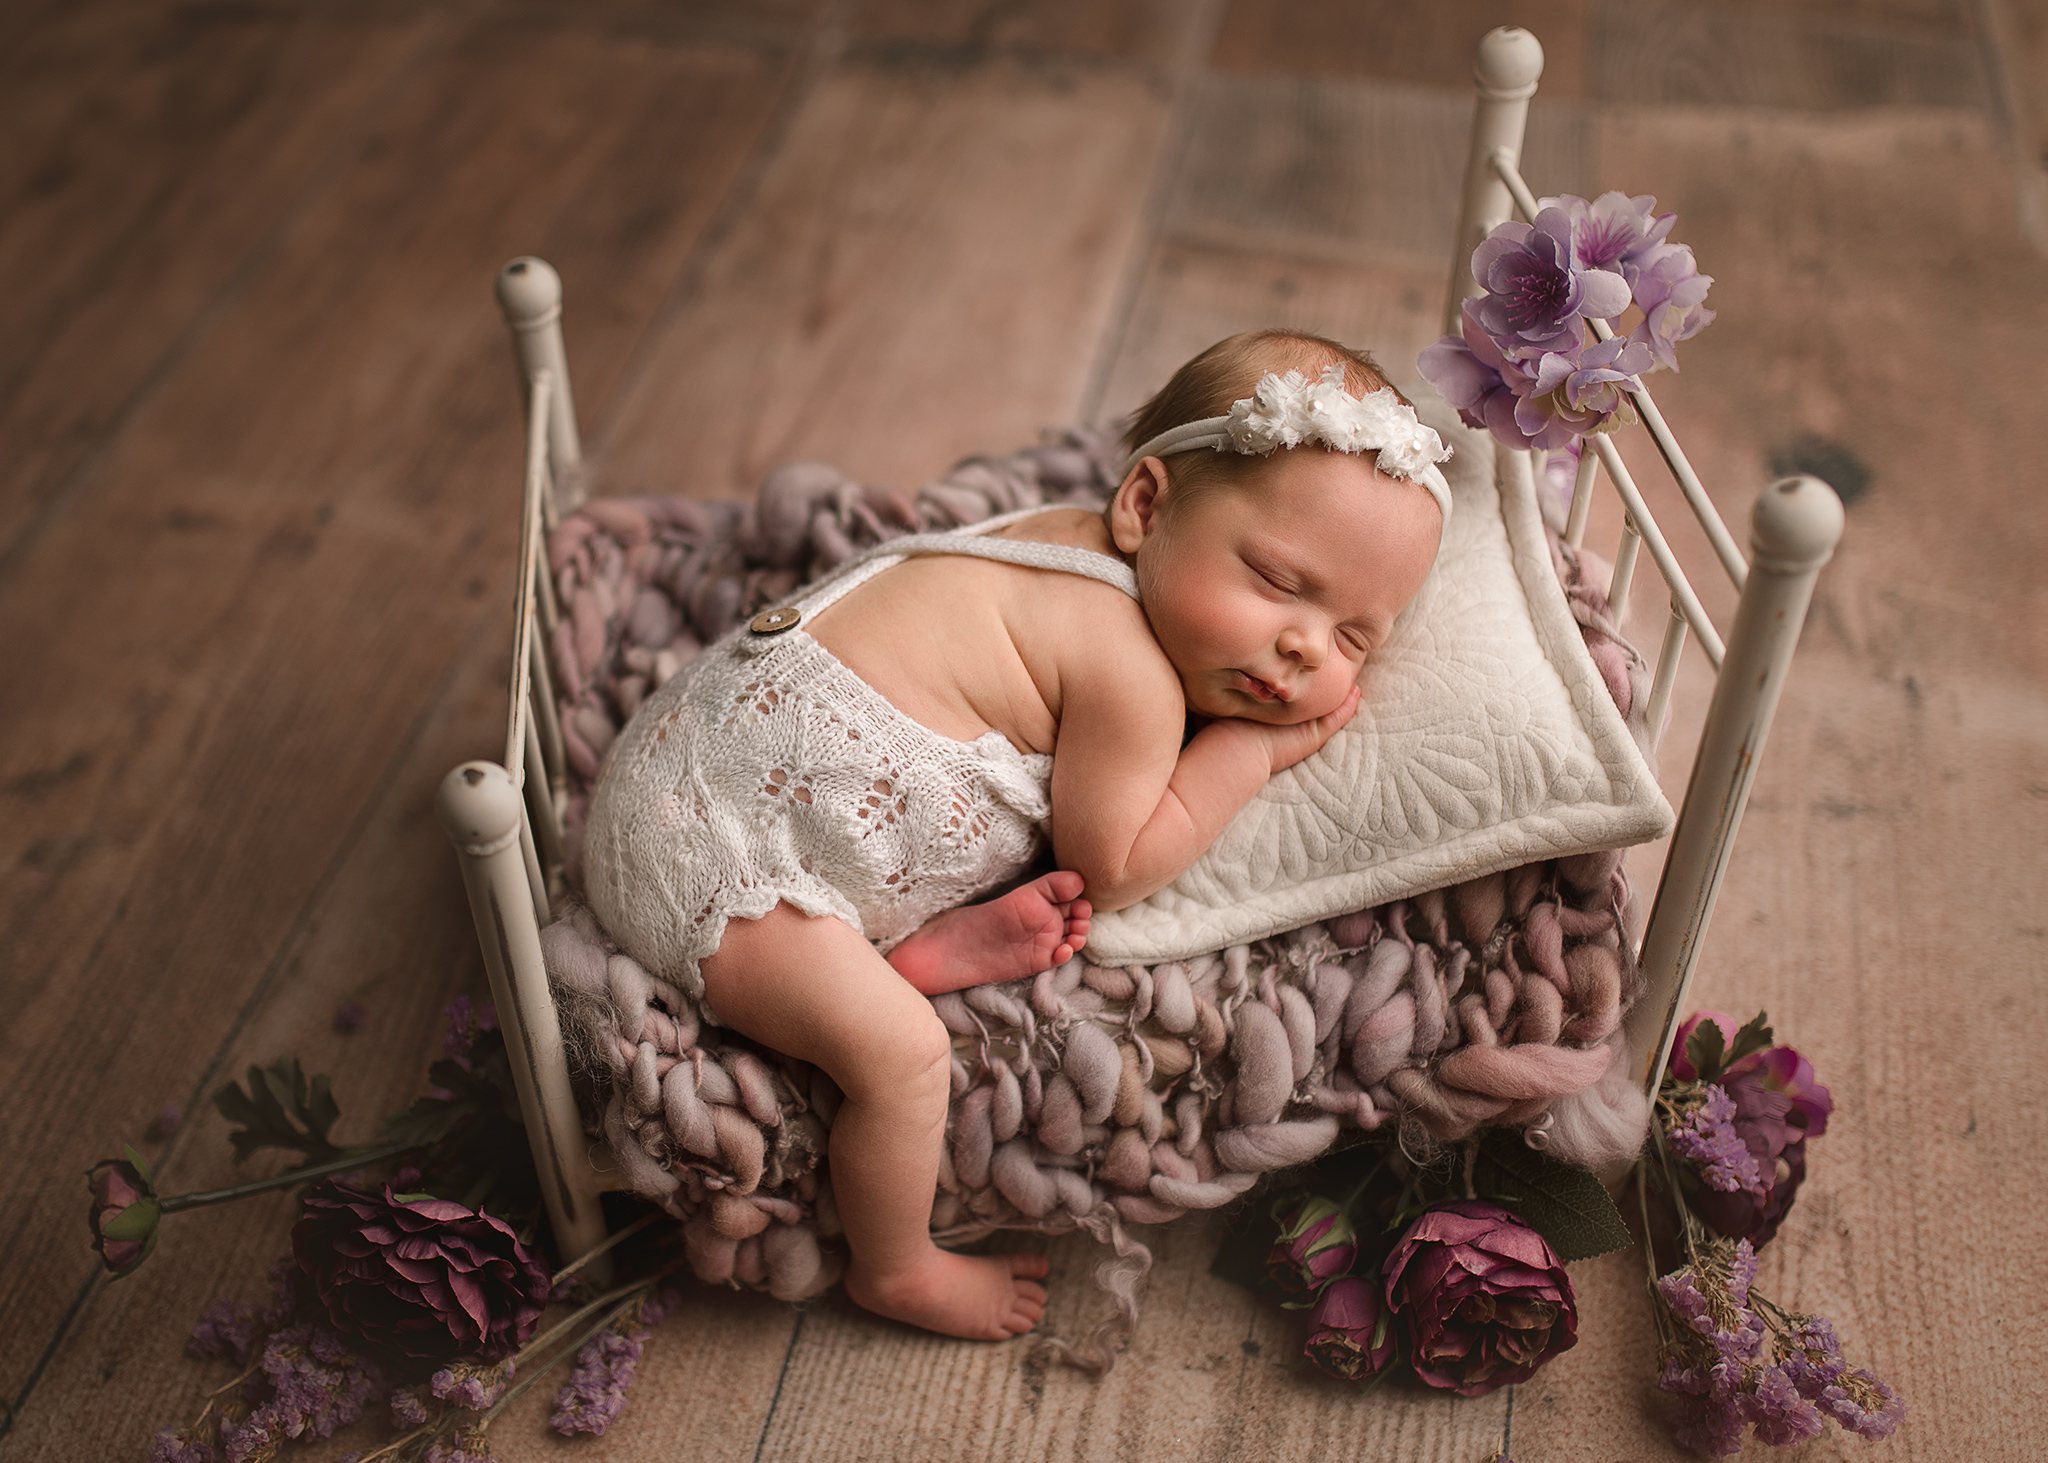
[435,26,1845,1268]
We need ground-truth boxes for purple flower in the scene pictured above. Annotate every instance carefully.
[390,1389,431,1428]
[1668,1086,1766,1197]
[1625,243,1715,371]
[431,1361,512,1411]
[1264,1196,1358,1307]
[291,1181,549,1369]
[151,1105,182,1138]
[86,1151,159,1277]
[1696,1052,1832,1246]
[1471,209,1635,352]
[188,1300,263,1364]
[1514,335,1652,446]
[424,1423,498,1462]
[333,1002,369,1035]
[217,1322,384,1462]
[1541,191,1676,272]
[1301,1275,1398,1382]
[150,1430,218,1463]
[1815,1366,1906,1438]
[1747,1362,1825,1445]
[1383,1200,1578,1396]
[551,1326,647,1437]
[442,996,497,1066]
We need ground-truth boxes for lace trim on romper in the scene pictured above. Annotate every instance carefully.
[581,511,1139,1004]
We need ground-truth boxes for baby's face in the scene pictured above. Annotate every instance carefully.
[1120,448,1442,725]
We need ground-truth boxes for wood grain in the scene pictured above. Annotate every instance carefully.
[0,13,802,1431]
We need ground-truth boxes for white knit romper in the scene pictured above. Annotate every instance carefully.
[581,510,1141,1002]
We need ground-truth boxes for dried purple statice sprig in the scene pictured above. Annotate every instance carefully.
[549,1288,682,1436]
[1663,1085,1766,1198]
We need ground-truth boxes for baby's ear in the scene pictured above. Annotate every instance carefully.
[1109,457,1170,553]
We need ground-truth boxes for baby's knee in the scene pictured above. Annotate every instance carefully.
[844,1001,953,1102]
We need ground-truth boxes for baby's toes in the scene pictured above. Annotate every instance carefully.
[1008,1252,1052,1281]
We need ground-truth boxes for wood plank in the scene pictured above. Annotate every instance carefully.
[1588,0,1991,110]
[593,50,1177,499]
[1210,0,1595,102]
[0,15,804,1421]
[0,3,444,572]
[850,0,1197,66]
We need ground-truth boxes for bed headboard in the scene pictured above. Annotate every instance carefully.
[1447,27,1845,1100]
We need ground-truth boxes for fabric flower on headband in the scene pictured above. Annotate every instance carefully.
[1220,365,1454,484]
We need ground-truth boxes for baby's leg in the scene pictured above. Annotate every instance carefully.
[702,902,1049,1340]
[885,872,1091,997]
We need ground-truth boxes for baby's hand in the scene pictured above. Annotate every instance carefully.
[1246,684,1361,774]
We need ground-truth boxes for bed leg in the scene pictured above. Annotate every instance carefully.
[439,760,613,1271]
[496,257,585,512]
[1626,477,1845,1097]
[1443,27,1545,337]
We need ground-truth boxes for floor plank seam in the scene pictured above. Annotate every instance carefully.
[752,1308,806,1463]
[588,0,856,461]
[1074,0,1230,427]
[1,608,491,1433]
[0,11,463,590]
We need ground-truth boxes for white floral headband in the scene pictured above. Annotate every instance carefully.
[1122,363,1455,532]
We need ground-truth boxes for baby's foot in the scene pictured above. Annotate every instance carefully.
[845,1248,1050,1341]
[887,872,1091,995]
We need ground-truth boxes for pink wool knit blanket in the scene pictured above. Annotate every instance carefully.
[537,430,1656,1369]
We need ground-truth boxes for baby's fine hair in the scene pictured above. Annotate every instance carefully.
[1121,329,1410,503]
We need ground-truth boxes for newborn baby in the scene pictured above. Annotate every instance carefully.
[583,328,1452,1343]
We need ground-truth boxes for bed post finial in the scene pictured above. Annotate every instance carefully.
[1628,476,1844,1099]
[1443,28,1546,337]
[496,257,586,511]
[438,760,613,1271]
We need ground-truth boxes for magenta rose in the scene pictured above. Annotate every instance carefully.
[1303,1275,1398,1382]
[1383,1199,1578,1395]
[87,1151,161,1277]
[1265,1196,1359,1307]
[292,1181,550,1368]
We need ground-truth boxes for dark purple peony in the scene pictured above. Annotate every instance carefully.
[1265,1196,1359,1307]
[87,1151,160,1277]
[1303,1276,1398,1382]
[1383,1199,1578,1396]
[1471,208,1633,353]
[291,1181,550,1369]
[1667,1014,1833,1246]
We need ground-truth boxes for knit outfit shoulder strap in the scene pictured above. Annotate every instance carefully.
[795,508,1140,617]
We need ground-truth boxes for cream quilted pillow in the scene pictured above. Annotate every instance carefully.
[1085,397,1675,965]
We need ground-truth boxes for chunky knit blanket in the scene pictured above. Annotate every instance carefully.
[537,430,1654,1368]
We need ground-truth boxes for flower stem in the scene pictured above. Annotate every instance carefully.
[548,1210,661,1287]
[156,1141,417,1213]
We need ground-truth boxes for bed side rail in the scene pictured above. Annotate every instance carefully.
[437,258,613,1265]
[1448,29,1846,1099]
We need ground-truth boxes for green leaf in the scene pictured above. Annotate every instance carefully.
[1472,1131,1634,1262]
[1726,1011,1775,1068]
[212,1056,347,1163]
[101,1198,162,1242]
[120,1143,155,1190]
[1685,1019,1728,1084]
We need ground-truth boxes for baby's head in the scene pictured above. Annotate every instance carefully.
[1108,329,1449,726]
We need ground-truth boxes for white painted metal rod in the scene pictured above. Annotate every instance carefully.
[1488,150,1750,592]
[505,371,553,786]
[496,257,584,508]
[1626,477,1845,1099]
[439,762,614,1264]
[524,712,567,892]
[526,631,567,812]
[1565,447,1596,549]
[1444,29,1545,335]
[1588,433,1724,667]
[1645,600,1688,754]
[1609,516,1641,613]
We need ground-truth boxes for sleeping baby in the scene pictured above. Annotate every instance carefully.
[582,328,1452,1342]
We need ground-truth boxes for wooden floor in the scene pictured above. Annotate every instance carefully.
[5,1,2045,1458]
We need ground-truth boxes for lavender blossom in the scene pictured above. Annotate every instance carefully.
[1668,1086,1766,1197]
[1747,1363,1825,1445]
[1471,209,1634,353]
[551,1326,648,1437]
[187,1300,262,1365]
[1815,1367,1907,1438]
[149,1430,218,1463]
[1541,191,1676,272]
[218,1321,384,1462]
[390,1389,431,1428]
[1625,243,1716,371]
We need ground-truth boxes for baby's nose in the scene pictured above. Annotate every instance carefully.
[1277,623,1325,667]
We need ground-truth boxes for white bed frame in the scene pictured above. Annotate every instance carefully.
[436,27,1845,1266]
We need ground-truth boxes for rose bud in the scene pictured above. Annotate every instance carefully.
[87,1148,161,1278]
[292,1180,550,1367]
[1265,1195,1359,1307]
[1383,1199,1578,1396]
[1303,1275,1398,1382]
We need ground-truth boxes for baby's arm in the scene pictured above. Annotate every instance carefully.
[1050,652,1359,911]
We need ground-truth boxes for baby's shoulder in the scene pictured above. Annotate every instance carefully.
[995,506,1116,553]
